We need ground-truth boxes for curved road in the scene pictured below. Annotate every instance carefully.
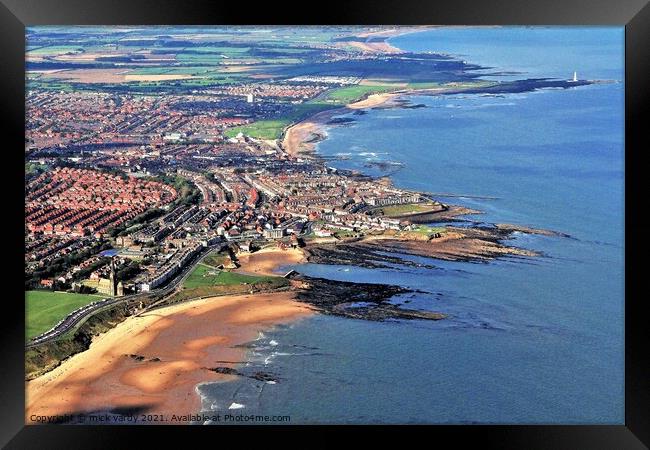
[26,244,218,348]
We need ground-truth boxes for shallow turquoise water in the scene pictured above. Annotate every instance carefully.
[198,27,624,424]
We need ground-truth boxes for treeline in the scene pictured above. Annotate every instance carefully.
[155,174,202,206]
[25,241,112,289]
[115,261,141,282]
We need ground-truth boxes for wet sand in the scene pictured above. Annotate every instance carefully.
[281,94,397,157]
[235,247,306,276]
[281,86,453,158]
[342,26,433,54]
[281,108,345,157]
[26,249,314,424]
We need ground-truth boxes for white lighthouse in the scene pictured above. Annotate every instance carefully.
[571,71,578,82]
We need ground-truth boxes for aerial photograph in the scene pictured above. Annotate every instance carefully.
[25,26,624,425]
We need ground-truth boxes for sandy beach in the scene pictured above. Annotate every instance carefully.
[281,93,397,157]
[281,108,344,158]
[26,248,314,424]
[281,85,454,158]
[341,26,433,54]
[235,246,306,276]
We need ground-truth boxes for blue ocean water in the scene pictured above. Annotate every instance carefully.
[390,26,623,81]
[198,27,624,424]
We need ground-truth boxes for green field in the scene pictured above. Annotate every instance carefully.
[25,291,103,340]
[406,81,444,89]
[185,47,250,55]
[381,202,439,216]
[128,66,217,76]
[183,264,277,289]
[201,251,231,268]
[172,263,290,303]
[126,67,174,75]
[224,119,293,140]
[442,80,500,89]
[176,54,233,64]
[27,45,84,55]
[224,102,334,140]
[409,225,447,236]
[323,84,400,104]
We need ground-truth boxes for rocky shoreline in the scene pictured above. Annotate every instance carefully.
[289,274,445,322]
[302,222,566,267]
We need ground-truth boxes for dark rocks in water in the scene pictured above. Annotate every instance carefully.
[403,103,426,109]
[326,117,355,125]
[440,78,594,96]
[334,303,445,321]
[251,371,277,382]
[450,224,569,242]
[305,243,437,270]
[494,223,570,238]
[304,132,325,144]
[353,109,367,115]
[293,274,445,322]
[206,366,279,383]
[208,366,239,376]
[363,161,404,171]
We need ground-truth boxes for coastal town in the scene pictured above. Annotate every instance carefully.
[26,119,440,298]
[25,26,460,304]
[25,25,587,345]
[24,26,591,424]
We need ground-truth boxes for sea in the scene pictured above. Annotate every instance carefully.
[197,26,625,424]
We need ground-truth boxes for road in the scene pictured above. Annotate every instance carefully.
[25,244,219,348]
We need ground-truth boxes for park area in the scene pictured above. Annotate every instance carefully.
[183,263,278,289]
[165,261,290,304]
[26,290,103,340]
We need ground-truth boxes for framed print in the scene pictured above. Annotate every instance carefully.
[1,0,647,447]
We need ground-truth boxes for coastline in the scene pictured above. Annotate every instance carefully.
[340,26,435,54]
[280,77,597,159]
[24,26,624,426]
[280,28,444,157]
[281,92,401,158]
[26,248,314,424]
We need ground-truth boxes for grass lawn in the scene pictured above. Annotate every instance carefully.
[224,83,404,140]
[173,264,290,303]
[224,102,334,139]
[224,119,293,140]
[406,81,443,89]
[183,264,278,289]
[25,290,103,340]
[409,225,447,236]
[201,251,231,268]
[323,84,400,104]
[381,202,439,216]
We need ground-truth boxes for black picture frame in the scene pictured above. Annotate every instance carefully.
[2,0,647,447]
